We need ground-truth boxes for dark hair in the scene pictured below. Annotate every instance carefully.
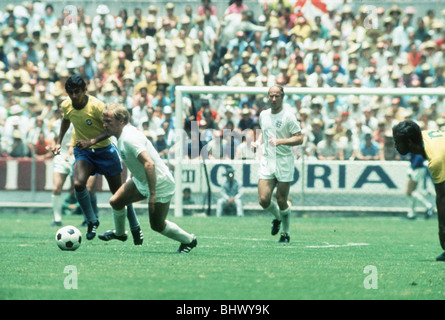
[65,74,86,92]
[392,120,422,144]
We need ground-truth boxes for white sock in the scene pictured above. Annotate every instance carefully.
[412,191,432,208]
[280,207,291,234]
[161,220,194,244]
[113,208,126,236]
[408,196,416,218]
[52,194,62,222]
[265,201,280,220]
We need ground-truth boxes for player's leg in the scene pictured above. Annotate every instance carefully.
[412,168,434,218]
[276,181,291,243]
[86,175,99,219]
[258,178,281,235]
[100,178,143,242]
[106,173,143,244]
[434,181,445,261]
[51,172,68,226]
[406,177,418,219]
[149,200,196,253]
[73,159,99,239]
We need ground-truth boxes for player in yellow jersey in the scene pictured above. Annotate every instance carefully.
[51,75,143,244]
[393,120,445,261]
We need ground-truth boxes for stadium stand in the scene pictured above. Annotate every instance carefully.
[0,0,444,214]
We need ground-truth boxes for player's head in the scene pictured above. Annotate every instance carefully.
[392,120,422,155]
[103,103,130,125]
[65,74,87,93]
[268,85,284,98]
[268,85,284,112]
[65,74,87,108]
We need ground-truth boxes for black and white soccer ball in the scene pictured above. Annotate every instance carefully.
[55,226,82,251]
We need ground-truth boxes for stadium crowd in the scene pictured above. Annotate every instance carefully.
[0,0,444,162]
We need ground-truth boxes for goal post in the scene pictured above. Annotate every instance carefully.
[173,86,445,217]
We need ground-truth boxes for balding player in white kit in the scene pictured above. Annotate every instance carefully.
[101,103,197,253]
[257,85,303,243]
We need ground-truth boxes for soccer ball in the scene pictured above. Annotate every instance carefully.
[55,226,82,251]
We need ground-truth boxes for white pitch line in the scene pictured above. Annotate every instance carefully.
[305,243,370,249]
[198,236,369,248]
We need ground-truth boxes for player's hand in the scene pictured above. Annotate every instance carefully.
[269,137,278,147]
[75,139,91,150]
[50,143,61,155]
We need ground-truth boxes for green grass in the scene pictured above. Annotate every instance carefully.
[1,212,445,300]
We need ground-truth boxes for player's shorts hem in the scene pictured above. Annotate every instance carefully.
[132,177,175,203]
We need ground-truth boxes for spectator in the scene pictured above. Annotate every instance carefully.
[9,129,29,158]
[182,187,196,216]
[316,128,339,160]
[216,168,244,217]
[381,131,401,161]
[238,107,254,132]
[0,0,441,177]
[357,133,380,160]
[339,129,359,161]
[153,128,168,159]
[224,0,248,17]
[198,0,217,17]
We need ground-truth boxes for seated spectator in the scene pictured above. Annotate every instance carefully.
[9,129,30,158]
[338,129,359,161]
[32,132,53,159]
[238,107,254,132]
[182,187,196,216]
[216,168,244,217]
[357,133,380,160]
[153,128,168,159]
[316,128,339,160]
[307,118,324,146]
[381,131,401,161]
[196,98,219,123]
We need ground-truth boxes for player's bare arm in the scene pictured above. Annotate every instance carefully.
[269,132,303,147]
[75,131,111,150]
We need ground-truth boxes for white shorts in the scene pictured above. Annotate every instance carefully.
[408,167,427,183]
[132,176,175,203]
[258,154,295,182]
[53,154,74,175]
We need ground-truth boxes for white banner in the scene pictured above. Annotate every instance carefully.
[179,160,433,195]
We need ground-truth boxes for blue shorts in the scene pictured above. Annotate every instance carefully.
[73,144,122,177]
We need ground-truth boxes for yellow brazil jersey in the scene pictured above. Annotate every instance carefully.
[422,130,445,184]
[61,95,110,149]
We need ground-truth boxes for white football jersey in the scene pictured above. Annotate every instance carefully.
[259,107,301,158]
[117,125,174,187]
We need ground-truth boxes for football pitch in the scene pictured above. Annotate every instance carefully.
[1,212,444,301]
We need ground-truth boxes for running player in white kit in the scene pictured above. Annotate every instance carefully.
[258,85,303,243]
[102,103,197,253]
